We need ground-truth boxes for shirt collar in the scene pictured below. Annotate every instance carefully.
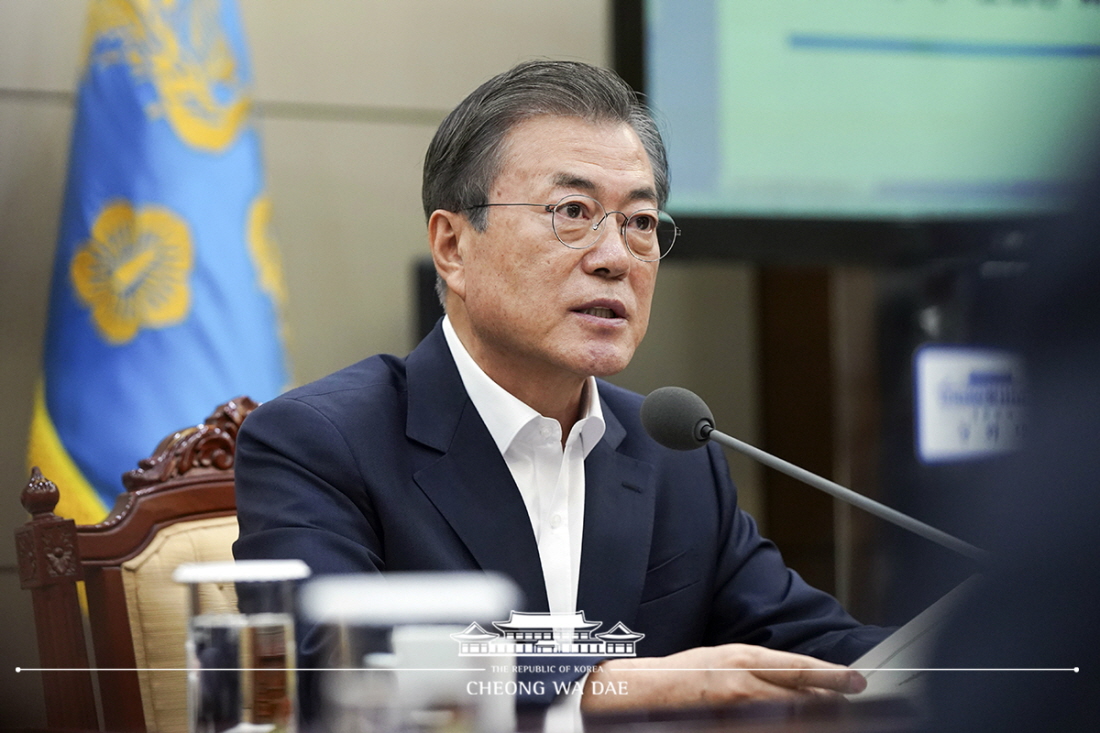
[442,316,605,456]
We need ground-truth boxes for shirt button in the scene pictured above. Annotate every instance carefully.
[550,514,562,529]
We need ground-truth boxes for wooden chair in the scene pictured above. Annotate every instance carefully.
[15,397,258,733]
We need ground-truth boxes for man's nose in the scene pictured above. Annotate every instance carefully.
[585,213,634,276]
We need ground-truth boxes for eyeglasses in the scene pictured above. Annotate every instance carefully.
[463,194,679,262]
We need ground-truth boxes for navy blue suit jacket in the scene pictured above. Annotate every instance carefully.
[233,323,885,699]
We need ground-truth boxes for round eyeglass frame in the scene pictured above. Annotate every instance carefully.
[463,194,679,262]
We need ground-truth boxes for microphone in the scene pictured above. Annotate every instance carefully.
[641,386,987,563]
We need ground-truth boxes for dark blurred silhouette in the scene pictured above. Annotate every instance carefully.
[926,170,1100,730]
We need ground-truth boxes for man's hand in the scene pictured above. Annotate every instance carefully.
[580,644,867,713]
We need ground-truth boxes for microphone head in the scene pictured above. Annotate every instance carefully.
[641,386,715,451]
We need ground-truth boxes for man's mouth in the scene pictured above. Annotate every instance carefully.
[580,306,619,319]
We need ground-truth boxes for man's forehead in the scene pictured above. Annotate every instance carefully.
[496,115,656,196]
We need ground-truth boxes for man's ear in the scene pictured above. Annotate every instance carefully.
[428,209,468,300]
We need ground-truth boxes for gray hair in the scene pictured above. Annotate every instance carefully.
[422,59,670,232]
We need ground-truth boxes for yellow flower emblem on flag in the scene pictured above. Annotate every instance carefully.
[247,194,288,308]
[85,0,250,152]
[71,202,193,345]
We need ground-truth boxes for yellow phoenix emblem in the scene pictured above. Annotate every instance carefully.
[71,202,193,345]
[84,0,250,152]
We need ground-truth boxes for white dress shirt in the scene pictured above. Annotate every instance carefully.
[442,316,605,615]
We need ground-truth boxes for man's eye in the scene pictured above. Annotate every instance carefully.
[559,201,591,220]
[630,212,658,232]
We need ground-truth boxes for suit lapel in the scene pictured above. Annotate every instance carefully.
[402,325,657,624]
[576,401,657,633]
[405,325,549,612]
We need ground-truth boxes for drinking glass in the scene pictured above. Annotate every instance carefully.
[301,572,519,733]
[174,559,311,733]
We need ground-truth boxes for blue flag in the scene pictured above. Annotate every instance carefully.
[28,0,288,525]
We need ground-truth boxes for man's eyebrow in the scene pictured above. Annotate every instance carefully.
[553,173,597,192]
[625,186,659,206]
[552,173,658,205]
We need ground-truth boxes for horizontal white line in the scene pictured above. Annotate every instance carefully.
[16,667,485,673]
[15,666,1078,673]
[626,668,1080,673]
[866,668,1080,673]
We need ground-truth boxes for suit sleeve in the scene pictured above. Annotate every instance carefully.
[702,443,890,664]
[233,395,385,575]
[233,395,395,722]
[232,391,575,711]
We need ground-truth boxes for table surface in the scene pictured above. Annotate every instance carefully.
[532,697,921,733]
[14,694,920,733]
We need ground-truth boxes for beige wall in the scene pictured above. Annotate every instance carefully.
[0,1,759,725]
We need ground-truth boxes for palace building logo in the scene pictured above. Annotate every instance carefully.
[451,612,644,657]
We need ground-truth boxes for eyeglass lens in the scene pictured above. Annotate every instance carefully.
[551,195,676,261]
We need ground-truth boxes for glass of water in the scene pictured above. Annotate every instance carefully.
[301,572,520,733]
[174,559,311,733]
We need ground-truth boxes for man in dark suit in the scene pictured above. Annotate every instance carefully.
[233,60,883,711]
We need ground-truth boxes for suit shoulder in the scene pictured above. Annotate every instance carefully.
[251,353,408,426]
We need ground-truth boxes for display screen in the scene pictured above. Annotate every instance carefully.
[646,0,1100,220]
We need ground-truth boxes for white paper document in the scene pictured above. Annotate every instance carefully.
[849,575,982,700]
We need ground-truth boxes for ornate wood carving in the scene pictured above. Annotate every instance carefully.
[15,467,98,729]
[15,529,36,585]
[121,395,258,491]
[16,468,84,589]
[22,463,61,515]
[15,397,256,731]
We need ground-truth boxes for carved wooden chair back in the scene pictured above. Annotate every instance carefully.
[15,397,258,733]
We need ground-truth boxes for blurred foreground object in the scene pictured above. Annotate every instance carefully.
[926,170,1100,731]
[302,572,521,733]
[175,559,310,733]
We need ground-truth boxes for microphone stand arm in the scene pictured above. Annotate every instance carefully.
[705,426,988,563]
